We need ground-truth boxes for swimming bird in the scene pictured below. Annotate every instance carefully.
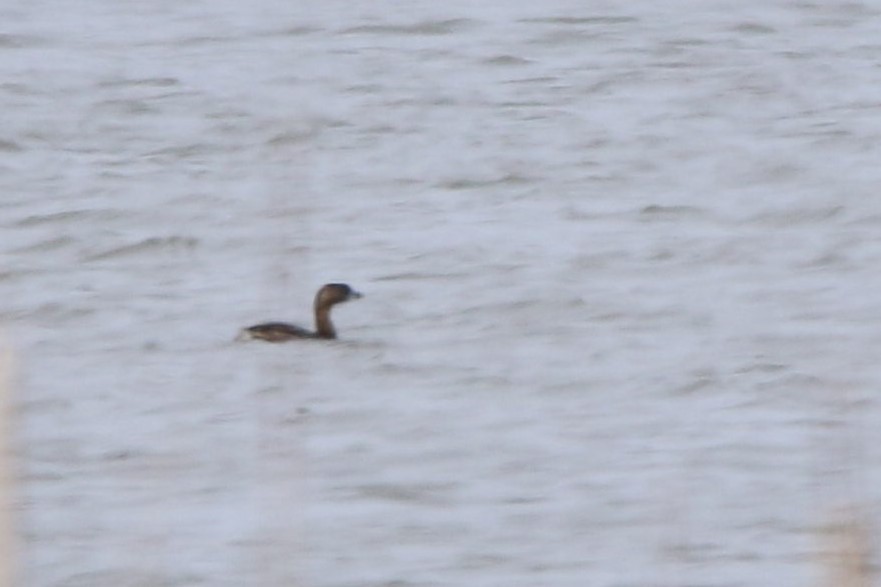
[238,283,362,342]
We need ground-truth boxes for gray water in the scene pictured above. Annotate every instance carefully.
[3,1,881,585]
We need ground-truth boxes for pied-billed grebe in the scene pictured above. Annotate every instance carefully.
[238,283,363,342]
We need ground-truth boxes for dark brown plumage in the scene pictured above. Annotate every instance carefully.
[239,283,362,342]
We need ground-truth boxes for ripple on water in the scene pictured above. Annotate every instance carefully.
[730,22,778,35]
[83,236,198,262]
[15,209,124,227]
[437,173,535,190]
[0,138,22,152]
[341,18,479,36]
[143,143,230,161]
[376,271,471,282]
[638,204,709,221]
[482,55,534,67]
[30,302,96,324]
[97,76,181,89]
[0,33,50,48]
[13,235,77,254]
[519,16,639,25]
[266,25,323,38]
[353,482,456,505]
[747,205,845,227]
[53,570,190,587]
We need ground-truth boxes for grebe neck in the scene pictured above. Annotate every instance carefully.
[314,305,336,339]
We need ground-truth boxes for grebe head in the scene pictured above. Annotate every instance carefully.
[315,283,363,308]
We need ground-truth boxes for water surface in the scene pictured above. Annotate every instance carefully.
[3,1,881,585]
